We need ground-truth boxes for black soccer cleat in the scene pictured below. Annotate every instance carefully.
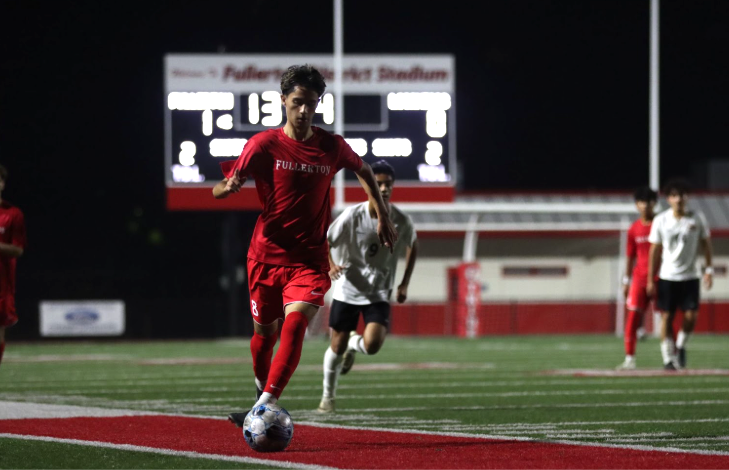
[228,412,248,428]
[664,362,678,371]
[256,386,263,400]
[677,348,686,368]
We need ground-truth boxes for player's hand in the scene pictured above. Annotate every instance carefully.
[225,169,246,194]
[396,284,408,303]
[377,214,398,253]
[622,284,630,299]
[646,280,655,297]
[704,273,713,290]
[329,264,346,280]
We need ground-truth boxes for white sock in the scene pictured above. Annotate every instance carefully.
[255,378,264,391]
[661,339,675,364]
[322,346,343,399]
[253,392,277,408]
[676,330,690,349]
[625,355,634,362]
[348,334,368,355]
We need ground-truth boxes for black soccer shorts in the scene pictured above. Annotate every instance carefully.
[328,299,390,331]
[656,278,700,313]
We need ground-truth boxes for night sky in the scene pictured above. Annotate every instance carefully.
[2,0,728,337]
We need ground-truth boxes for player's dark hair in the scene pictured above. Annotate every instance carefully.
[371,160,395,180]
[662,177,691,196]
[280,65,326,97]
[633,185,657,202]
[0,164,7,182]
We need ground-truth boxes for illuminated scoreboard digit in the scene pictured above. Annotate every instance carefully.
[164,54,456,210]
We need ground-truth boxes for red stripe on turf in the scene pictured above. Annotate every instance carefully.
[1,416,727,469]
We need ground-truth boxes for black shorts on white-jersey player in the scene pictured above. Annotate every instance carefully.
[328,299,390,331]
[656,278,700,313]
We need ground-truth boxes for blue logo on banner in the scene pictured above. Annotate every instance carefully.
[64,309,100,325]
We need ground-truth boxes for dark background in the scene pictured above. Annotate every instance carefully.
[2,0,727,339]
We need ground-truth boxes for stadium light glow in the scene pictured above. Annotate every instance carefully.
[261,91,282,126]
[216,114,233,130]
[426,109,447,138]
[210,138,247,157]
[202,110,213,136]
[345,138,367,157]
[171,164,205,183]
[425,141,443,165]
[179,141,196,166]
[167,92,234,110]
[248,94,260,124]
[387,92,451,111]
[316,93,334,124]
[372,138,412,157]
[417,163,450,182]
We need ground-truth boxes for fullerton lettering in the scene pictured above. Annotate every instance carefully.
[275,160,331,175]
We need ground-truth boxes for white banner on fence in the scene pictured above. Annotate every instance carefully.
[40,301,126,337]
[165,54,455,93]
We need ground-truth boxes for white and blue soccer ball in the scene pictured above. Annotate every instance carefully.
[242,403,294,452]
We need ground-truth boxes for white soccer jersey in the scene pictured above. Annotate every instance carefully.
[328,202,417,305]
[648,208,710,281]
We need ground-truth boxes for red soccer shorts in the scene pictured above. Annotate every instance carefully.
[247,258,331,326]
[0,296,18,328]
[627,278,655,312]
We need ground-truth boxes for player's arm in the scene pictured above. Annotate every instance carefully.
[396,239,418,303]
[0,242,23,258]
[328,249,345,280]
[646,243,661,296]
[354,162,397,251]
[622,255,636,298]
[213,169,246,199]
[701,237,713,290]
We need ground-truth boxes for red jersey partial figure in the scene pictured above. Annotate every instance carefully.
[0,164,27,369]
[617,186,657,371]
[212,65,397,429]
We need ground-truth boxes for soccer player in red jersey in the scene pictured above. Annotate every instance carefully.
[0,164,27,370]
[212,65,397,423]
[617,186,657,370]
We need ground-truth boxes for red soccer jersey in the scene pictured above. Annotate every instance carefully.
[626,218,653,282]
[221,127,362,268]
[0,201,26,311]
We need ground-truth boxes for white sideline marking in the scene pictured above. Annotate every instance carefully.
[548,368,729,377]
[9,376,726,395]
[166,386,728,402]
[0,401,154,419]
[0,434,336,470]
[335,399,729,412]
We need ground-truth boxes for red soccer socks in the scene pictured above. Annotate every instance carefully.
[264,311,308,399]
[250,331,278,389]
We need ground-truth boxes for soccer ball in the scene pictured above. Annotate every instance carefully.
[242,403,294,452]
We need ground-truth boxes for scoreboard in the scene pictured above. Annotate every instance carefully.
[164,54,456,210]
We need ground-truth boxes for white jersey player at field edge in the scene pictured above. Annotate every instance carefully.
[646,178,713,371]
[318,160,418,413]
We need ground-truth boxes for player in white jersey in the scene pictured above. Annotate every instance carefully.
[647,178,713,370]
[317,160,418,413]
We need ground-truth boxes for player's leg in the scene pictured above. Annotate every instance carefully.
[251,320,279,398]
[246,259,285,400]
[255,265,332,408]
[618,309,640,370]
[319,300,360,413]
[676,279,700,369]
[341,302,390,374]
[657,280,679,370]
[619,281,648,369]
